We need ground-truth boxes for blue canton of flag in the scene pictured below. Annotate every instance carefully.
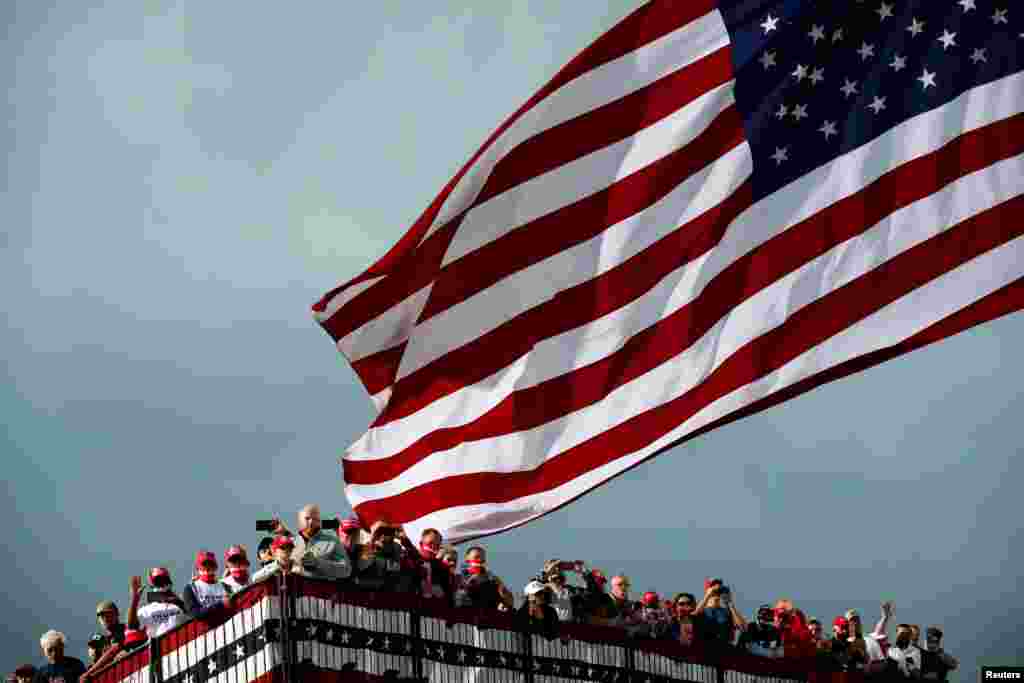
[720,0,1023,198]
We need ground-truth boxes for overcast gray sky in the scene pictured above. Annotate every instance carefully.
[2,1,1021,681]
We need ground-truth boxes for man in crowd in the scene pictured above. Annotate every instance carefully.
[257,537,274,568]
[455,546,514,610]
[738,605,783,658]
[128,569,188,638]
[400,527,453,601]
[888,623,923,678]
[693,579,746,648]
[609,575,643,627]
[35,630,86,683]
[637,591,672,638]
[183,551,232,618]
[670,593,699,646]
[86,635,107,666]
[352,520,406,591]
[920,627,958,682]
[95,600,126,648]
[253,535,296,583]
[222,546,252,594]
[279,504,352,581]
[542,559,590,623]
[515,580,560,640]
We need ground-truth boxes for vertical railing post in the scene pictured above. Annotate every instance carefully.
[625,641,636,683]
[410,605,424,683]
[149,632,162,683]
[278,572,295,683]
[521,629,534,683]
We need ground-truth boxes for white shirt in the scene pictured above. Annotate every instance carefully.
[889,644,923,676]
[138,601,188,638]
[191,580,228,610]
[548,586,574,622]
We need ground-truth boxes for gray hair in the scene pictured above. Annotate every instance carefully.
[40,630,65,650]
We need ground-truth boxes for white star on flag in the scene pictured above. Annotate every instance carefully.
[970,48,987,63]
[208,660,217,673]
[819,121,838,139]
[792,104,808,121]
[890,55,907,71]
[907,17,925,36]
[857,42,876,60]
[832,28,844,42]
[236,645,245,659]
[792,64,809,82]
[868,96,887,114]
[958,0,976,11]
[840,79,859,97]
[761,14,780,33]
[808,24,825,43]
[937,30,957,50]
[809,67,825,85]
[775,104,788,119]
[877,2,894,20]
[992,9,1009,24]
[759,50,777,69]
[918,68,937,89]
[771,147,789,165]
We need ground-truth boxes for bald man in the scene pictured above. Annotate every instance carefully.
[288,504,353,581]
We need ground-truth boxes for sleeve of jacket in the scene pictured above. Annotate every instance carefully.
[183,583,202,617]
[302,534,353,579]
[252,563,282,585]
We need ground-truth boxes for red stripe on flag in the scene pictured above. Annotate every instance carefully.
[415,105,747,325]
[364,114,1023,434]
[350,342,408,397]
[314,0,714,322]
[475,47,735,207]
[353,193,1024,523]
[343,182,755,484]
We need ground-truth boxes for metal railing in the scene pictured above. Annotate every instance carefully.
[89,576,841,683]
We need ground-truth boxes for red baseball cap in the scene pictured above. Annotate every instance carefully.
[833,616,849,628]
[149,567,171,583]
[271,535,295,551]
[642,591,660,607]
[225,546,248,563]
[195,551,217,568]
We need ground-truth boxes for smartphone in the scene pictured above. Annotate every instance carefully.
[322,519,340,531]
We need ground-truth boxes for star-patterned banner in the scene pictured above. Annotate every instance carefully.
[89,576,830,683]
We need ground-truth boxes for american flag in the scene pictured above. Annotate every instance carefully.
[313,0,1024,543]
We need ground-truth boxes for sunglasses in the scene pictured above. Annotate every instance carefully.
[676,601,695,608]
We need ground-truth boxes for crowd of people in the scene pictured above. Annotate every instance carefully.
[12,505,960,683]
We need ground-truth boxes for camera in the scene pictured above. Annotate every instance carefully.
[322,519,340,531]
[256,519,277,532]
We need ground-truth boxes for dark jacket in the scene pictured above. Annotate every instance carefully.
[514,603,560,641]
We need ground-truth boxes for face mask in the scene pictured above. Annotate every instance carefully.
[197,568,217,583]
[419,542,438,559]
[465,559,485,575]
[229,567,249,581]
